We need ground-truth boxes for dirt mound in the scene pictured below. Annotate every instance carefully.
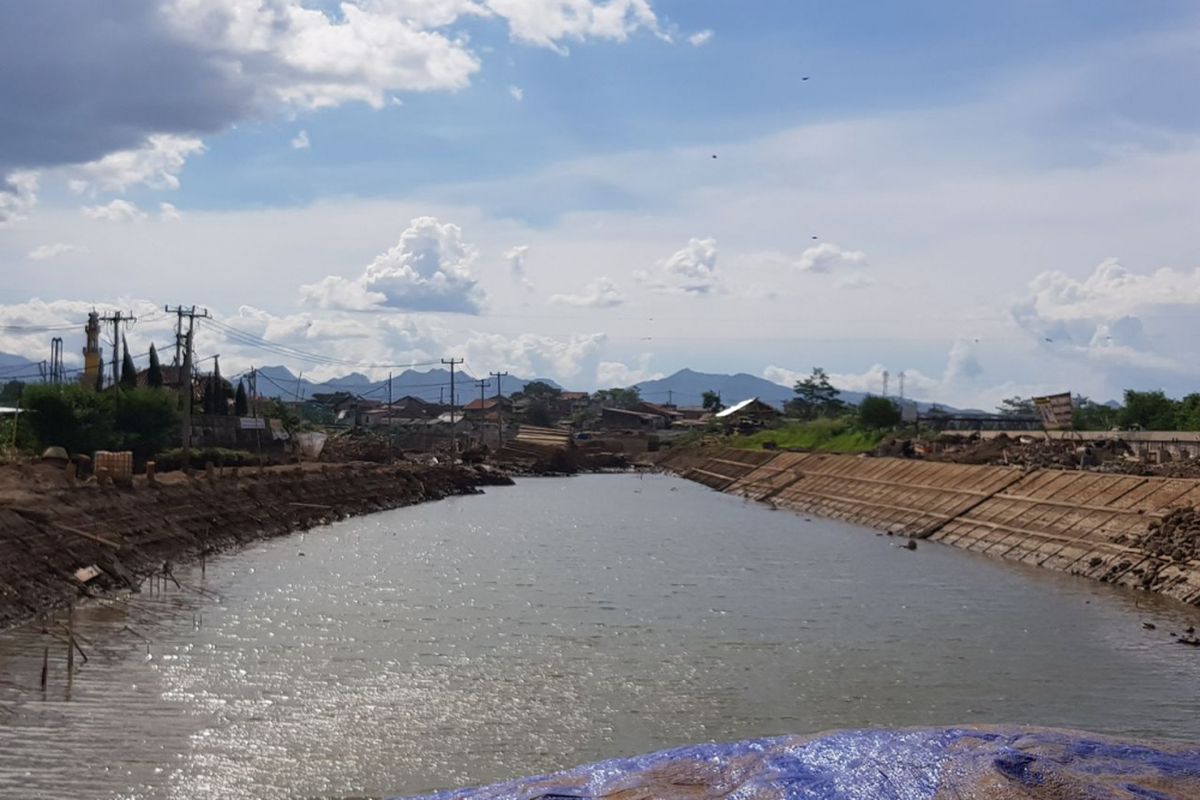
[1142,508,1200,564]
[320,429,396,463]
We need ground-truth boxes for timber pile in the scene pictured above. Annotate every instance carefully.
[0,461,512,629]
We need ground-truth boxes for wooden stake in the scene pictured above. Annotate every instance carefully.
[66,605,75,678]
[40,646,48,691]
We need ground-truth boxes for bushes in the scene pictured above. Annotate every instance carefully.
[20,385,178,460]
[736,419,884,454]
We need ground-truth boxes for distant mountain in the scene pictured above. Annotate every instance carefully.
[627,369,867,410]
[249,366,556,404]
[628,368,969,413]
[0,352,43,382]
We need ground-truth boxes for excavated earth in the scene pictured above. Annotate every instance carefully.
[0,460,512,630]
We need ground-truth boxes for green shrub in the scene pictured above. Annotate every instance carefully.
[20,385,178,459]
[735,419,884,454]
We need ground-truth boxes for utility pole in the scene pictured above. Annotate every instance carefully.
[164,306,209,388]
[666,389,673,407]
[99,310,137,387]
[181,326,195,465]
[164,306,208,466]
[882,370,889,399]
[490,371,508,450]
[441,358,463,453]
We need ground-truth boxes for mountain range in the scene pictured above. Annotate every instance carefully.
[0,352,970,412]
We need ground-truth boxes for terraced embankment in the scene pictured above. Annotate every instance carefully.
[655,447,1200,606]
[0,461,512,629]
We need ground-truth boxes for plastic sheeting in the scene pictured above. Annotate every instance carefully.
[397,726,1200,800]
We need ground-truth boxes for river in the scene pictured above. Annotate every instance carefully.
[1,473,1199,799]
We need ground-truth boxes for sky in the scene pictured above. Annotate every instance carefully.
[2,0,1200,408]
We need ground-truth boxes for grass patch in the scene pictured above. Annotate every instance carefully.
[734,419,884,454]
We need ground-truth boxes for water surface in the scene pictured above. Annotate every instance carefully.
[1,473,1198,799]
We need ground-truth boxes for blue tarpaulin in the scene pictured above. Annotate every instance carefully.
[397,727,1200,800]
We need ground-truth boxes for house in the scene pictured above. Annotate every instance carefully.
[635,401,683,428]
[558,391,591,416]
[714,397,781,428]
[599,406,663,430]
[387,395,435,419]
[462,396,513,421]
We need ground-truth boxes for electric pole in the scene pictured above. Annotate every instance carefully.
[164,306,209,388]
[441,358,463,453]
[667,389,674,407]
[490,371,508,450]
[99,310,137,387]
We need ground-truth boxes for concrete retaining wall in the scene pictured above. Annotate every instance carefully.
[657,447,1200,606]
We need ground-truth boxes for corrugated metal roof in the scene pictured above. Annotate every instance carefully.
[715,397,758,418]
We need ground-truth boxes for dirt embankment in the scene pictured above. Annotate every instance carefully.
[0,460,513,630]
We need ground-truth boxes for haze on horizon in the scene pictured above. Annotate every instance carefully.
[2,0,1199,409]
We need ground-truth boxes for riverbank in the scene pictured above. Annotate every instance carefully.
[653,446,1200,607]
[0,459,513,629]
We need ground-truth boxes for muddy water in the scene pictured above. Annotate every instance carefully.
[2,473,1199,800]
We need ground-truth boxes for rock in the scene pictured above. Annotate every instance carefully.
[1142,622,1157,630]
[904,540,918,551]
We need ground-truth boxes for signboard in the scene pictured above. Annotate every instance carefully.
[239,416,266,430]
[1033,392,1074,430]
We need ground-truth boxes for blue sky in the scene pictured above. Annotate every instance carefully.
[3,0,1200,406]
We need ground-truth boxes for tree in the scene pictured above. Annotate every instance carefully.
[788,367,842,419]
[521,380,562,401]
[858,395,901,429]
[593,386,642,409]
[0,380,24,405]
[147,344,164,389]
[120,336,137,389]
[1176,394,1200,431]
[701,390,723,412]
[997,396,1034,417]
[235,381,249,416]
[1072,395,1119,431]
[1119,390,1177,430]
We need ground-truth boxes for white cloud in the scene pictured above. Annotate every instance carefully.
[28,242,82,261]
[796,242,869,274]
[833,272,874,289]
[0,171,39,226]
[597,356,662,387]
[301,216,485,313]
[81,199,147,223]
[504,245,534,290]
[291,130,311,150]
[508,85,524,101]
[550,277,624,307]
[460,331,606,379]
[67,135,206,195]
[635,237,720,294]
[159,202,183,222]
[688,30,713,47]
[485,0,659,53]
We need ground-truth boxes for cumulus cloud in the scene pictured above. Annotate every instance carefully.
[487,0,659,53]
[636,237,720,295]
[159,202,182,222]
[301,216,485,313]
[504,245,534,290]
[291,130,311,150]
[1010,258,1200,378]
[81,199,147,223]
[67,134,205,195]
[596,356,662,387]
[764,340,984,405]
[461,331,606,378]
[508,85,524,101]
[550,277,624,308]
[688,30,713,47]
[28,242,82,261]
[0,0,659,182]
[0,171,39,225]
[796,242,869,274]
